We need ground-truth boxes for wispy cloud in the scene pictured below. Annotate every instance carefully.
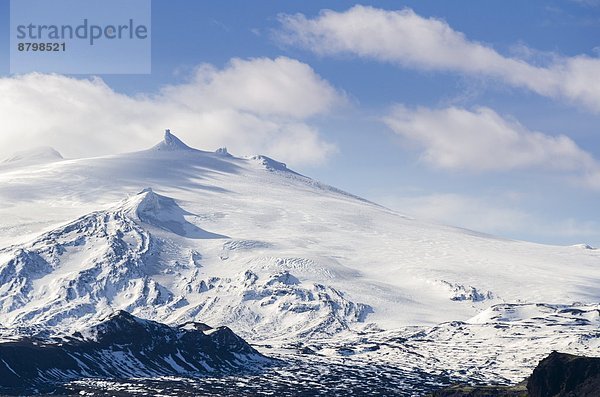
[379,192,600,245]
[0,57,343,166]
[380,192,532,235]
[276,5,600,112]
[569,0,600,7]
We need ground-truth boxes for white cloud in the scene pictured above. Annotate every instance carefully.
[277,5,600,112]
[384,105,597,172]
[0,57,342,166]
[160,57,341,119]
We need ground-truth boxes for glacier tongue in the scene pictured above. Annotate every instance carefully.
[168,268,372,340]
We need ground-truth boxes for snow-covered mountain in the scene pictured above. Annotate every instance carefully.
[0,130,598,391]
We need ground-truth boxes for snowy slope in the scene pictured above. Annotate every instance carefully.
[0,130,598,386]
[1,146,63,165]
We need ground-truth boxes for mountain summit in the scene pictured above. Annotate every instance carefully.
[151,129,194,151]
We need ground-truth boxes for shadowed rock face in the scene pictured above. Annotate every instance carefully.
[527,351,600,397]
[0,311,276,394]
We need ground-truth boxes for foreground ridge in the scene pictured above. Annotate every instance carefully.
[0,311,275,394]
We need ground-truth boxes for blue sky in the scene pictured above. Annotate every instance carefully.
[1,0,600,246]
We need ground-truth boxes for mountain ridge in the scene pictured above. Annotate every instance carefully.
[1,146,63,165]
[0,310,274,393]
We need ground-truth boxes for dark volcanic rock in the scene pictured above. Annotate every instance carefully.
[0,311,275,394]
[527,351,600,397]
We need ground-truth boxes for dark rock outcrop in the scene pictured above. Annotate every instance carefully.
[527,351,600,397]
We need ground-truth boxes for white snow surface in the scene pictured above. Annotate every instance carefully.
[0,131,599,381]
